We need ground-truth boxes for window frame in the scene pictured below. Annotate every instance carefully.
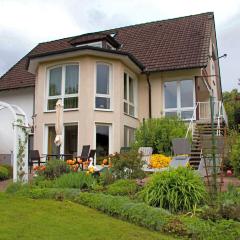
[163,79,195,121]
[46,63,80,112]
[94,62,113,111]
[123,72,138,118]
[124,125,136,147]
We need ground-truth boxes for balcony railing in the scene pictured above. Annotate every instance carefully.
[185,101,228,138]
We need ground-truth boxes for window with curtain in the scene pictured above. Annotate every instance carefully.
[47,64,79,111]
[124,72,137,117]
[124,126,135,147]
[95,63,111,109]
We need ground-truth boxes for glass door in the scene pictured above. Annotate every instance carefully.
[164,80,195,120]
[96,124,110,158]
[64,125,78,158]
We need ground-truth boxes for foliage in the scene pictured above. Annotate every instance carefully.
[53,172,96,190]
[142,167,207,213]
[229,132,240,176]
[106,179,139,196]
[110,150,145,179]
[0,164,13,178]
[0,193,174,240]
[0,166,9,181]
[223,89,240,130]
[149,154,171,168]
[74,192,172,231]
[98,168,115,186]
[40,160,69,179]
[134,117,187,155]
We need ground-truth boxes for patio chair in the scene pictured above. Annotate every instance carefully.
[120,147,131,153]
[76,145,90,170]
[170,138,191,168]
[29,150,46,173]
[138,147,153,165]
[88,149,96,164]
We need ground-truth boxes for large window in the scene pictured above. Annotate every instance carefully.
[124,72,137,117]
[164,80,195,120]
[95,63,111,110]
[64,125,78,156]
[47,126,60,157]
[124,126,135,147]
[96,124,110,158]
[47,64,79,111]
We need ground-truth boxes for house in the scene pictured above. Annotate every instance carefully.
[0,12,227,161]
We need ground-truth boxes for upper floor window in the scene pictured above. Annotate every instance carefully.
[124,72,137,117]
[47,64,79,111]
[95,63,111,110]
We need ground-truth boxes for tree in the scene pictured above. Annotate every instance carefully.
[223,89,240,130]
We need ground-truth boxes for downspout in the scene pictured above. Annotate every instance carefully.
[146,72,152,119]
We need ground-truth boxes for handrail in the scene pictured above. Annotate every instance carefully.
[185,102,199,138]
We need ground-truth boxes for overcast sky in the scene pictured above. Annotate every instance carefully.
[0,0,240,91]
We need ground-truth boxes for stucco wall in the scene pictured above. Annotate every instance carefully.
[34,56,141,155]
[0,87,34,154]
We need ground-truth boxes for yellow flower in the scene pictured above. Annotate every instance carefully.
[149,154,171,169]
[86,171,90,175]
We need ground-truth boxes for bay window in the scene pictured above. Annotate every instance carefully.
[47,64,79,111]
[124,72,137,117]
[95,63,111,110]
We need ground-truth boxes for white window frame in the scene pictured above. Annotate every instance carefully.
[163,79,195,121]
[124,125,136,147]
[46,63,80,112]
[44,122,79,155]
[124,72,138,118]
[94,62,113,111]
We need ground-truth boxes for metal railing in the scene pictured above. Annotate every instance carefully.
[185,101,228,138]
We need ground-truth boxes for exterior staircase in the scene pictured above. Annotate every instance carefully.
[189,122,225,170]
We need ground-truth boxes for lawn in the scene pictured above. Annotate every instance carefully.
[0,193,175,240]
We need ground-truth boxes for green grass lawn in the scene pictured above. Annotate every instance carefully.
[0,193,175,240]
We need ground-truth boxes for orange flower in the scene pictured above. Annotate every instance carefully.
[41,166,46,171]
[103,159,108,165]
[78,159,83,164]
[33,166,39,171]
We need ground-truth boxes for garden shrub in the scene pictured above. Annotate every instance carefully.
[142,167,207,213]
[110,150,145,179]
[74,192,171,231]
[0,166,9,181]
[106,179,139,196]
[98,168,115,186]
[230,133,240,176]
[0,164,13,178]
[40,160,69,179]
[53,172,96,190]
[134,117,187,155]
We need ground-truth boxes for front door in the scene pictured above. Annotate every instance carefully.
[163,79,195,120]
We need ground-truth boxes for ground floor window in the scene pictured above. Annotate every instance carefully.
[64,125,78,155]
[124,126,135,147]
[163,79,195,120]
[47,124,78,158]
[96,124,111,158]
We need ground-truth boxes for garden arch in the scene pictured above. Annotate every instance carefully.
[0,101,30,182]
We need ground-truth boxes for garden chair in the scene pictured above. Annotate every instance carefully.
[88,149,96,165]
[138,147,153,165]
[170,138,191,168]
[76,145,90,170]
[29,150,46,173]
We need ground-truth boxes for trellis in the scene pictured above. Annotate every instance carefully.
[0,101,30,182]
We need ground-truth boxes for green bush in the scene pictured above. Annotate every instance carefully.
[40,160,69,179]
[142,167,207,213]
[106,179,139,196]
[98,168,115,186]
[0,166,9,181]
[110,150,145,179]
[53,172,96,190]
[134,117,187,155]
[230,133,240,176]
[74,192,171,231]
[0,164,13,178]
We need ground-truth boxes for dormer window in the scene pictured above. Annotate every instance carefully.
[75,41,103,48]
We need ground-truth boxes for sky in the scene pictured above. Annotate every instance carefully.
[0,0,240,91]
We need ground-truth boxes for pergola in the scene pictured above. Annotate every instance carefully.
[0,101,30,182]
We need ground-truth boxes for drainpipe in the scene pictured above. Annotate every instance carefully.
[146,72,152,119]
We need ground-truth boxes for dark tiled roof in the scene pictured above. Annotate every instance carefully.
[0,12,214,91]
